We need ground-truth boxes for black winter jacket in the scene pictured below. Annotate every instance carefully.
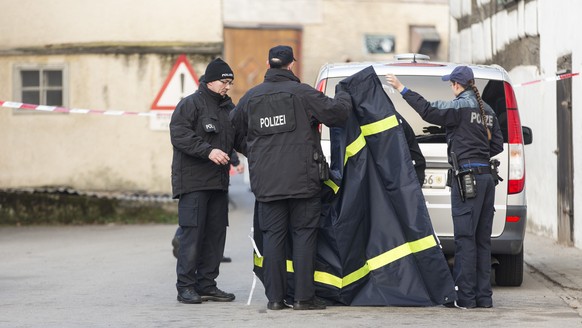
[230,68,352,202]
[170,83,235,198]
[401,88,503,165]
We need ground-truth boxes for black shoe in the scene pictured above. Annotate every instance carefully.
[197,287,235,302]
[267,301,288,310]
[477,303,493,308]
[177,288,202,304]
[293,298,326,310]
[221,256,232,263]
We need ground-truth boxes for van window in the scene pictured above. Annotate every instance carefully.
[324,76,508,143]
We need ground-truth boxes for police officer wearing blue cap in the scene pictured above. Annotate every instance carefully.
[386,66,503,309]
[230,45,352,311]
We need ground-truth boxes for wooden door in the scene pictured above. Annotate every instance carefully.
[224,27,302,104]
[556,62,574,246]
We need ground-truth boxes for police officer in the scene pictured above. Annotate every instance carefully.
[386,66,503,308]
[170,58,237,304]
[230,45,352,311]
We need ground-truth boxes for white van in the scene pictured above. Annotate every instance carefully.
[315,54,533,286]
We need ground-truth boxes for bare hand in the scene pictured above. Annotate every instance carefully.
[209,149,230,165]
[386,74,404,92]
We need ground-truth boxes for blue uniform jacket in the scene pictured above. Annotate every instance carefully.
[402,88,503,164]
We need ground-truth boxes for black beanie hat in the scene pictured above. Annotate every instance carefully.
[204,58,234,82]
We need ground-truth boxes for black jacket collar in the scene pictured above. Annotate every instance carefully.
[198,81,233,108]
[264,68,300,83]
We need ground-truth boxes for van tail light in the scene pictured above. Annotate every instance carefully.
[504,82,525,194]
[316,79,327,93]
[506,216,521,223]
[315,79,327,135]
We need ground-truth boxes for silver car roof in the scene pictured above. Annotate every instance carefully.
[316,58,511,83]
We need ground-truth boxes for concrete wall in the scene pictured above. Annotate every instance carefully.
[448,0,582,248]
[0,54,218,193]
[302,0,449,85]
[1,0,222,47]
[0,0,224,194]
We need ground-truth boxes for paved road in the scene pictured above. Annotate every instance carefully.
[1,175,581,327]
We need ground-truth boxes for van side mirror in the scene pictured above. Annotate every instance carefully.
[522,126,533,145]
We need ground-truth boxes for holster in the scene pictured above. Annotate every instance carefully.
[490,159,503,186]
[319,158,330,181]
[446,168,453,188]
[314,151,329,181]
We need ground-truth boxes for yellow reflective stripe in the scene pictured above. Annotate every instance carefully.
[252,254,293,273]
[323,179,340,194]
[341,263,370,287]
[343,115,399,164]
[253,235,437,290]
[368,235,436,270]
[361,115,399,137]
[314,270,343,287]
[286,260,294,273]
[409,235,438,253]
[254,253,263,267]
[344,132,366,165]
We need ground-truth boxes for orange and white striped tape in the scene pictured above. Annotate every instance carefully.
[0,100,171,116]
[513,72,579,88]
[1,72,578,113]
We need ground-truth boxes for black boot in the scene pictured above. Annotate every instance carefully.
[177,288,202,304]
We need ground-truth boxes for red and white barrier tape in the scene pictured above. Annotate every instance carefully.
[513,72,579,88]
[0,72,578,113]
[0,100,171,116]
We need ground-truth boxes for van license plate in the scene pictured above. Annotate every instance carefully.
[423,169,447,189]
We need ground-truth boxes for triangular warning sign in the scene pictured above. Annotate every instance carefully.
[151,54,199,110]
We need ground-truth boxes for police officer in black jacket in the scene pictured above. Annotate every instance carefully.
[387,66,503,309]
[230,45,352,311]
[170,58,237,304]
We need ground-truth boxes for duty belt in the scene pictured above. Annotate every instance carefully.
[469,166,492,175]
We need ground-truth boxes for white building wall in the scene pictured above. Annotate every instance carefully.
[471,23,484,63]
[524,1,539,36]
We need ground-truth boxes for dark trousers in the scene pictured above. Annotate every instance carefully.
[451,173,496,307]
[176,190,228,292]
[258,197,321,303]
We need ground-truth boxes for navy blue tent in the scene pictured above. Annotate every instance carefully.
[253,66,456,306]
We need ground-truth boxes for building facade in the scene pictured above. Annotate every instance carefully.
[223,0,449,100]
[0,0,223,194]
[1,0,449,196]
[448,0,581,248]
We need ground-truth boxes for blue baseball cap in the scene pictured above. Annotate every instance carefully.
[441,66,474,85]
[268,45,296,67]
